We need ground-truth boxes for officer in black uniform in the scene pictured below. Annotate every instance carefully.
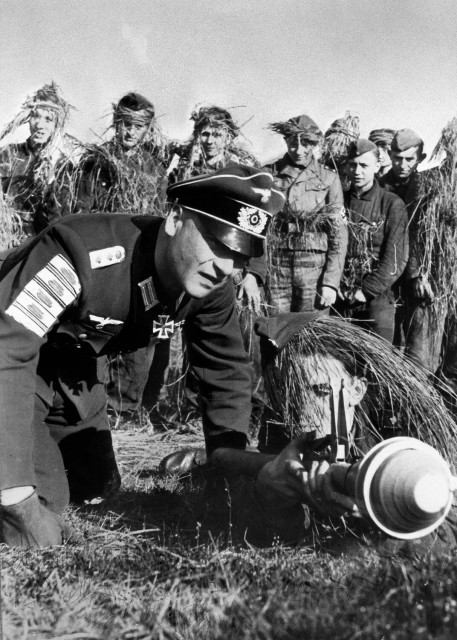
[0,164,285,548]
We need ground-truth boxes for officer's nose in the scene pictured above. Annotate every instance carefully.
[213,256,234,279]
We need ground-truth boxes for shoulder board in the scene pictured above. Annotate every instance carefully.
[89,246,125,269]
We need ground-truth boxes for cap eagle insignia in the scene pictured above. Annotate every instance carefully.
[251,187,271,203]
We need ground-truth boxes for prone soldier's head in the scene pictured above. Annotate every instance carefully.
[160,165,284,299]
[255,313,457,466]
[113,92,155,151]
[390,128,426,181]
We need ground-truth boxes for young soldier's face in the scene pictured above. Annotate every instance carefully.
[295,354,366,439]
[198,126,230,160]
[286,134,316,166]
[390,146,423,180]
[377,144,391,168]
[163,208,247,299]
[347,151,380,192]
[28,108,57,147]
[117,119,149,149]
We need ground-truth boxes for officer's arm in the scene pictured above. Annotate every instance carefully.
[184,281,252,454]
[0,233,82,545]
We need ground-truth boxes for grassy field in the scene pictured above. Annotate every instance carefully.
[2,420,457,640]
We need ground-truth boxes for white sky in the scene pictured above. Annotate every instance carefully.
[1,0,457,164]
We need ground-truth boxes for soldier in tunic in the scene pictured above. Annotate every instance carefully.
[0,164,285,548]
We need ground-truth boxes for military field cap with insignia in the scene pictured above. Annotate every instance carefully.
[347,138,379,159]
[114,92,155,124]
[167,164,285,258]
[269,113,322,142]
[368,128,396,147]
[391,128,423,152]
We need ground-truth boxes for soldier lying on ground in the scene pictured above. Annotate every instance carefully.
[0,164,286,548]
[163,313,457,553]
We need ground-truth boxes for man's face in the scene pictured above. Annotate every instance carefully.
[163,208,247,299]
[390,146,423,181]
[286,134,316,166]
[198,126,230,160]
[295,354,366,439]
[116,119,149,149]
[377,144,392,168]
[347,151,380,192]
[28,108,57,148]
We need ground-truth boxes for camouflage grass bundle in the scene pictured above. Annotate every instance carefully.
[322,111,360,172]
[71,140,168,216]
[263,316,457,467]
[339,217,384,296]
[415,117,457,317]
[0,193,24,250]
[172,104,259,182]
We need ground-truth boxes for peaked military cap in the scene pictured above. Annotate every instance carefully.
[167,164,285,258]
[368,128,396,147]
[269,114,322,141]
[347,138,378,159]
[391,128,423,152]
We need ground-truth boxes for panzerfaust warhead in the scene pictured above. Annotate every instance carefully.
[330,437,457,540]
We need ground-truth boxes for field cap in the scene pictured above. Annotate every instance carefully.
[347,138,378,159]
[255,312,320,353]
[114,92,155,124]
[368,128,396,147]
[391,128,423,152]
[269,114,322,142]
[167,164,285,258]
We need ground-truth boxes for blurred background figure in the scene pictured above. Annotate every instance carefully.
[368,127,396,179]
[74,91,169,216]
[265,113,347,316]
[0,82,75,245]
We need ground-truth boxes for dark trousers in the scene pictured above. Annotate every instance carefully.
[336,289,397,343]
[31,346,120,513]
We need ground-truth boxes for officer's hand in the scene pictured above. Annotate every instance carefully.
[349,289,367,305]
[317,286,337,308]
[411,277,434,302]
[0,492,74,548]
[255,435,357,517]
[237,273,262,314]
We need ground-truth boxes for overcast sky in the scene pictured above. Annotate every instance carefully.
[1,0,457,163]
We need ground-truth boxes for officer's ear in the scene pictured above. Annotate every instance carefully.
[164,204,184,238]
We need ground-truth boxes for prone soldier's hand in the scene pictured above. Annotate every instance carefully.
[0,491,74,548]
[255,434,328,509]
[255,434,357,517]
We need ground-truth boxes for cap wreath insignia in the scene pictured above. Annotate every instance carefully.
[238,206,267,234]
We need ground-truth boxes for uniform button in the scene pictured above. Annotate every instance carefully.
[78,333,87,339]
[115,251,122,259]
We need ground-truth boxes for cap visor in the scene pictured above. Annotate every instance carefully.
[200,217,264,258]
